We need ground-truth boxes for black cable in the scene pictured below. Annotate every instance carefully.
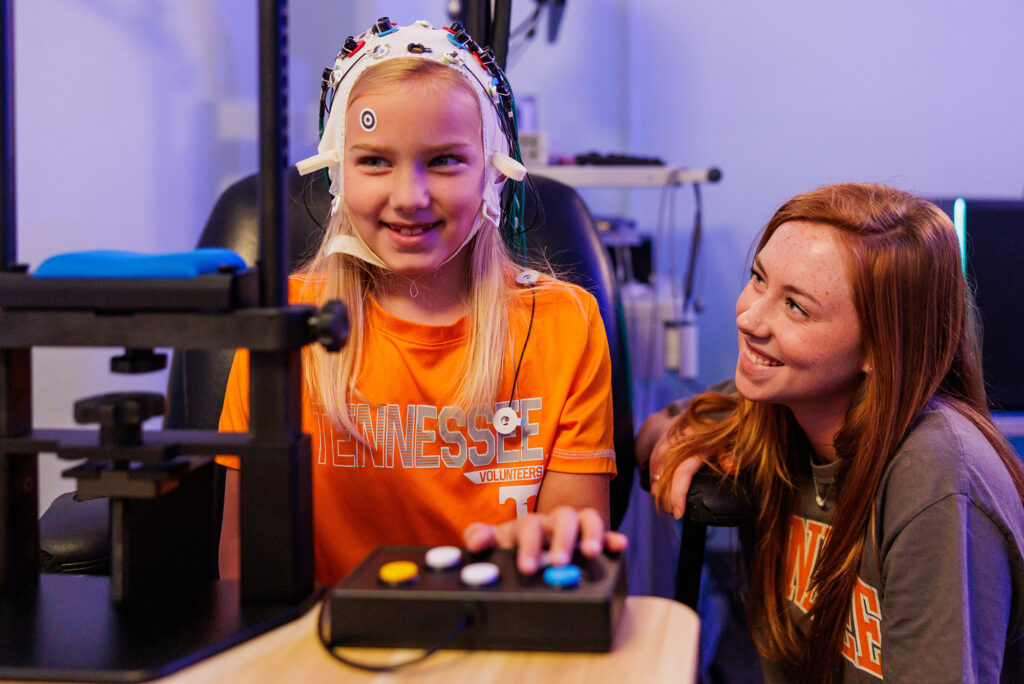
[645,183,672,384]
[316,591,473,672]
[301,172,327,234]
[503,286,536,409]
[522,173,544,233]
[682,183,703,312]
[317,52,364,140]
[457,61,527,258]
[668,182,680,307]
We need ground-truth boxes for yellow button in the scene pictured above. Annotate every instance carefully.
[378,560,419,586]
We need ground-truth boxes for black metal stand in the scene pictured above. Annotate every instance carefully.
[459,0,512,69]
[0,0,337,679]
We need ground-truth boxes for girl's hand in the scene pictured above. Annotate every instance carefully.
[462,506,629,575]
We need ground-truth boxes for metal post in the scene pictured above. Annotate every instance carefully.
[462,0,491,47]
[492,0,511,70]
[243,0,312,602]
[0,0,37,591]
[258,0,288,308]
[1,0,16,269]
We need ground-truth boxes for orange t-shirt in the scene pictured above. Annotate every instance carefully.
[219,275,616,584]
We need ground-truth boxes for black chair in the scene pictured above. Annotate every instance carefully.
[677,469,752,608]
[634,386,753,609]
[39,168,636,573]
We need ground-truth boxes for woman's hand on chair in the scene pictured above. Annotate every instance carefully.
[652,453,705,520]
[649,426,711,520]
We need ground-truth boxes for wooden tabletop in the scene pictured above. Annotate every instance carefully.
[159,595,699,683]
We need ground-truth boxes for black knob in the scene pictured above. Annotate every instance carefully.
[74,392,165,447]
[110,348,167,374]
[310,300,349,352]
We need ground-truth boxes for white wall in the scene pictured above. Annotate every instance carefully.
[15,1,1024,515]
[14,1,259,510]
[623,1,1024,410]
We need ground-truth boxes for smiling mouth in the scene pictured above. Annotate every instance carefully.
[744,347,783,367]
[384,221,441,236]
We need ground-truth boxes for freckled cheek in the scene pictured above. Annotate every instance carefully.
[767,328,822,370]
[796,336,857,373]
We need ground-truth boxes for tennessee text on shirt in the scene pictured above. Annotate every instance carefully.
[312,397,544,471]
[786,514,883,679]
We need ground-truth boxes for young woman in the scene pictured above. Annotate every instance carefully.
[645,183,1024,681]
[218,19,626,585]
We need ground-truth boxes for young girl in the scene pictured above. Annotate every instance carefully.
[218,19,626,585]
[645,184,1024,681]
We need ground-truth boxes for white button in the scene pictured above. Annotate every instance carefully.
[424,545,462,571]
[492,406,519,435]
[515,269,540,286]
[461,561,501,587]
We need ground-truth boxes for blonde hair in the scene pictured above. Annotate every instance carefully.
[656,183,1024,682]
[299,58,524,438]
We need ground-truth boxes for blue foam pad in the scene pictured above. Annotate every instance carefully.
[34,248,247,279]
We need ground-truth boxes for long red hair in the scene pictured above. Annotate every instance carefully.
[656,183,1024,681]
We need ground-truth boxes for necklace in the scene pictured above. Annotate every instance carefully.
[813,477,834,508]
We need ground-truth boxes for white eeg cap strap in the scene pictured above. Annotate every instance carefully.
[295,19,524,270]
[323,235,387,268]
[491,152,527,181]
[295,150,340,176]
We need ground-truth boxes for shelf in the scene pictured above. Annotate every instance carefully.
[528,165,720,188]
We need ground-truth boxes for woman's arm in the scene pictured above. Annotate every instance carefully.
[636,407,676,489]
[879,495,1018,681]
[636,405,708,519]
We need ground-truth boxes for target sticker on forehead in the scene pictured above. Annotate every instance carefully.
[359,108,377,132]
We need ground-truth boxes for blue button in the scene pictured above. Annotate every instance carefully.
[543,564,581,588]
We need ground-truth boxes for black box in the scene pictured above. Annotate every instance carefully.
[326,545,626,653]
